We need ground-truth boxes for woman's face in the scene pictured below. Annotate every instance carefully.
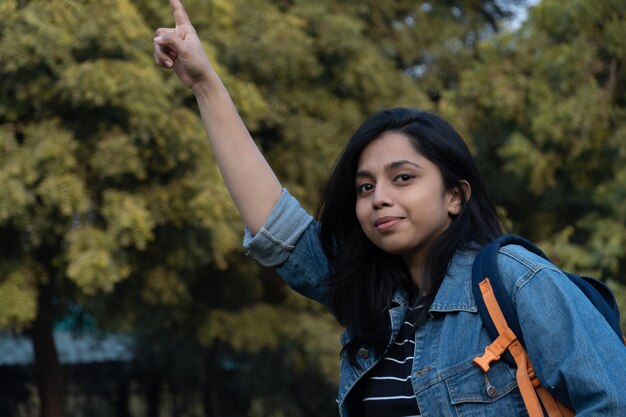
[355,132,461,264]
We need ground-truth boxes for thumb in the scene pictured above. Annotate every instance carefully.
[153,31,185,54]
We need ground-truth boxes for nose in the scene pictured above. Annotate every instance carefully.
[372,185,393,209]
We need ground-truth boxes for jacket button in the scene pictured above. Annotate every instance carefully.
[486,385,498,398]
[357,348,369,359]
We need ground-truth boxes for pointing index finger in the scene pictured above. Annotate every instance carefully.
[170,0,191,27]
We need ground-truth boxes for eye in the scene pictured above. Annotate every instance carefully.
[394,174,415,183]
[357,183,374,194]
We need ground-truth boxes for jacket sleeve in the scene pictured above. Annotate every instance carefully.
[498,247,626,416]
[243,188,330,305]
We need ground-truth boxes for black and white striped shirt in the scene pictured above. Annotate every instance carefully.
[361,305,424,417]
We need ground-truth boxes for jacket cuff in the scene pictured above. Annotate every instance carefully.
[243,188,314,267]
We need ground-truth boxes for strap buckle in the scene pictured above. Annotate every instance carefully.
[473,345,502,372]
[473,327,517,372]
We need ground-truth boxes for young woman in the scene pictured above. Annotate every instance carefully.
[153,1,626,416]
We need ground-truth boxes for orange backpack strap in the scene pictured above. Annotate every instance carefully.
[473,278,575,417]
[536,385,575,417]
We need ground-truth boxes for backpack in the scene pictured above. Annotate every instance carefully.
[471,234,625,417]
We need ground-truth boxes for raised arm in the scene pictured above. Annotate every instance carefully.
[153,0,281,234]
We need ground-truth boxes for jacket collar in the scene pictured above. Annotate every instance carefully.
[429,248,478,314]
[390,287,409,306]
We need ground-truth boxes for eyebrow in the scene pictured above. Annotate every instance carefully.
[355,160,422,178]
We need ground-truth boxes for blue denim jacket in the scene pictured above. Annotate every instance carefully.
[244,189,626,417]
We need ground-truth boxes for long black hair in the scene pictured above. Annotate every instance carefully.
[317,108,503,366]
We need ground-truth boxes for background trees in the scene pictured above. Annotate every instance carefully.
[450,0,626,282]
[0,0,624,416]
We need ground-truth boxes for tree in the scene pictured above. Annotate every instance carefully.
[450,0,626,287]
[1,0,578,416]
[0,0,242,415]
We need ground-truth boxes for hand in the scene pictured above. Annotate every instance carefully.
[153,0,215,91]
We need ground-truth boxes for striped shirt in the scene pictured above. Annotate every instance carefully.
[361,304,424,417]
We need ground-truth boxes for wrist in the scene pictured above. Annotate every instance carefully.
[191,73,219,96]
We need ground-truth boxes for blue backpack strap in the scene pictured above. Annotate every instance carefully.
[473,234,625,411]
[473,234,626,367]
[471,234,549,367]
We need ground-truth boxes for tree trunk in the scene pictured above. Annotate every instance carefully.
[147,377,161,417]
[32,282,65,417]
[203,350,221,417]
[117,380,130,417]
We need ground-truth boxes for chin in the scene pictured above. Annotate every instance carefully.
[373,241,412,256]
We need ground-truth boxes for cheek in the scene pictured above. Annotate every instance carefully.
[355,201,370,230]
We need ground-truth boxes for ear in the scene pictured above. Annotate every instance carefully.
[447,180,471,216]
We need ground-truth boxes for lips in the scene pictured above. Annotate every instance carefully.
[374,216,403,231]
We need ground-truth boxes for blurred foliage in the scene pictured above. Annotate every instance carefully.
[0,0,624,416]
[449,0,626,284]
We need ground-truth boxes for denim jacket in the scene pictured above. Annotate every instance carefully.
[244,189,626,417]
